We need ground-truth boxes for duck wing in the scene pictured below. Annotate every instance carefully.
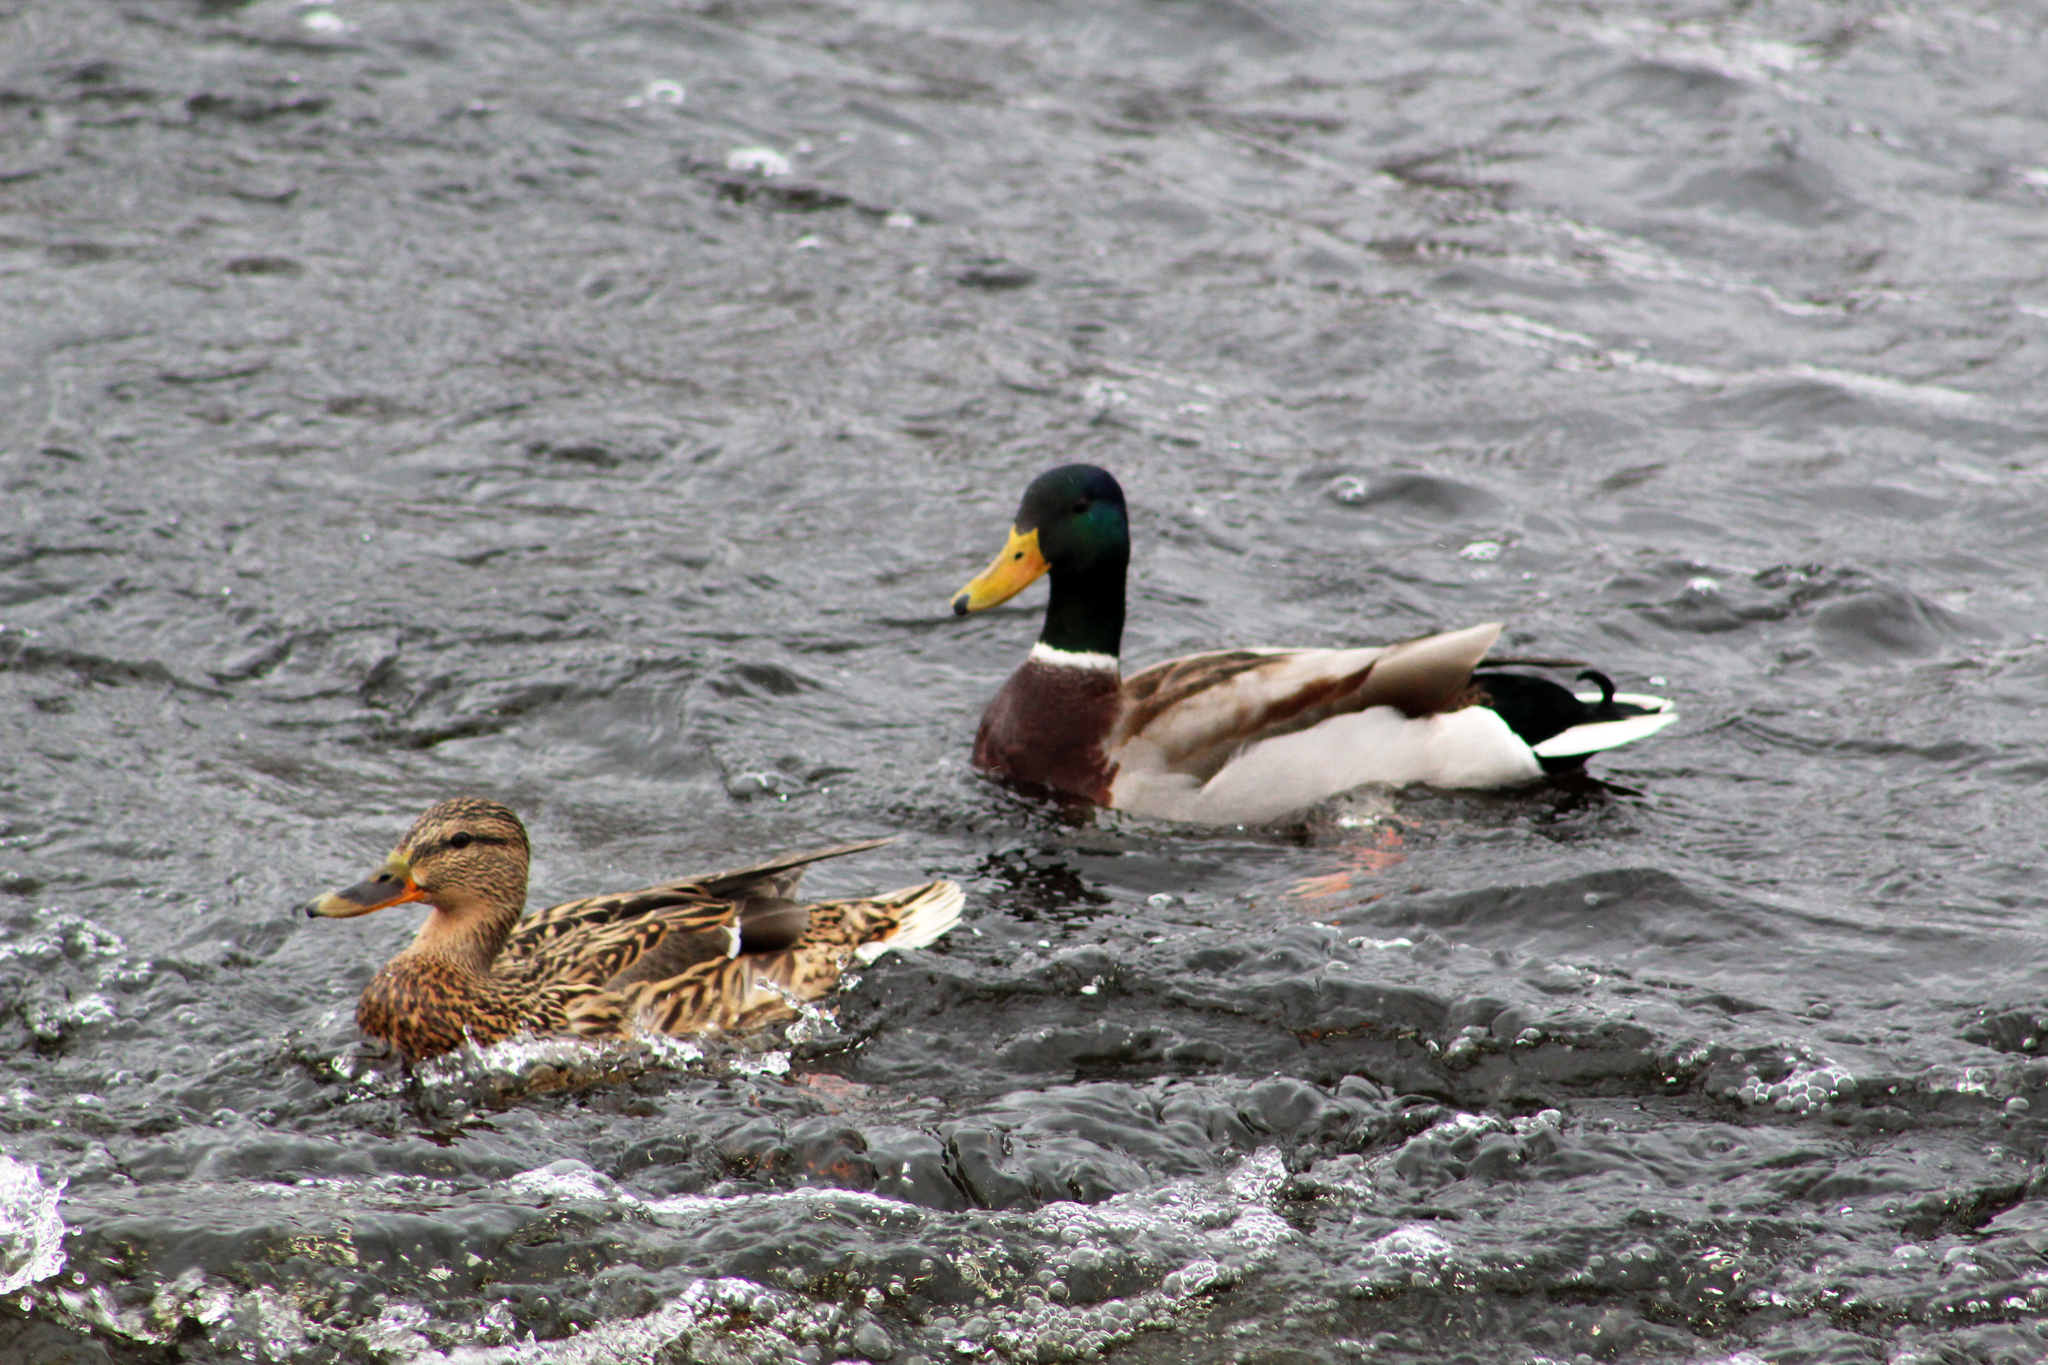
[1112,623,1502,783]
[679,836,898,901]
[500,837,899,989]
[612,879,964,1035]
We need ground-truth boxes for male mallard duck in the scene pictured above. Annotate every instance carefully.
[303,797,962,1061]
[950,465,1675,825]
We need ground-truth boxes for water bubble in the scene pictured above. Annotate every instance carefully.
[851,1321,896,1359]
[727,147,792,177]
[731,1049,792,1078]
[729,770,801,799]
[1731,1059,1853,1116]
[1163,1259,1229,1298]
[1353,1225,1455,1294]
[505,1158,637,1208]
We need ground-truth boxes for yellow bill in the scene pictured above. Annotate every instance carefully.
[952,526,1049,615]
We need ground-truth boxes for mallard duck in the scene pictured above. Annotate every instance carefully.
[950,464,1675,825]
[303,797,962,1061]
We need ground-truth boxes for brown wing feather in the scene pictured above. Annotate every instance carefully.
[499,838,898,988]
[1114,649,1375,783]
[1120,650,1279,722]
[500,890,730,987]
[611,888,935,1035]
[682,837,897,901]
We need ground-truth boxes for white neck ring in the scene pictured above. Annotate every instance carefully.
[1029,641,1120,672]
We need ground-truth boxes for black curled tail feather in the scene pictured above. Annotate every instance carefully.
[1577,669,1619,717]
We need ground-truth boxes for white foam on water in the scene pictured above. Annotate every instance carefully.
[151,1266,235,1336]
[1224,1207,1295,1256]
[729,1048,790,1077]
[360,1301,433,1357]
[244,1286,317,1358]
[1427,302,2000,416]
[413,1031,713,1103]
[645,1185,924,1225]
[724,147,790,177]
[1355,1224,1458,1292]
[0,1156,65,1294]
[1225,1144,1286,1203]
[426,1277,789,1365]
[37,1126,1490,1362]
[1719,1057,1856,1115]
[0,910,127,967]
[745,972,841,1044]
[634,1032,706,1068]
[504,1160,643,1211]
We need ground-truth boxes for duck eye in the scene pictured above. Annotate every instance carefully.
[1073,500,1089,514]
[448,832,473,851]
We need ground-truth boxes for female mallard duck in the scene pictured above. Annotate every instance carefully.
[303,797,962,1061]
[950,464,1675,825]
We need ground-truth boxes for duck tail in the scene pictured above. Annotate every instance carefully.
[1475,670,1678,769]
[724,881,962,1026]
[852,880,966,964]
[1530,703,1677,760]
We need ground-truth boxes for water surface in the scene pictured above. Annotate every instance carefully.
[4,1,2048,1362]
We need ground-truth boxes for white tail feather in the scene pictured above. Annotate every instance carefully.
[1533,695,1677,758]
[853,880,965,963]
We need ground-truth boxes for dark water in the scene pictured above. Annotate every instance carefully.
[5,1,2048,1362]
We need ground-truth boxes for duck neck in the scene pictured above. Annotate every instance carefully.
[405,884,524,976]
[1039,560,1125,664]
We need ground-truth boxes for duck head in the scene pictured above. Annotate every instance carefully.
[304,797,531,925]
[952,465,1130,658]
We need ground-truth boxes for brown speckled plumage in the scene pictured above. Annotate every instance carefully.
[307,798,962,1061]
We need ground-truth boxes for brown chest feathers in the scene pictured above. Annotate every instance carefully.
[972,659,1122,803]
[356,955,579,1061]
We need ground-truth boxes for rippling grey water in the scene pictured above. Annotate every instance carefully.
[5,1,2048,1362]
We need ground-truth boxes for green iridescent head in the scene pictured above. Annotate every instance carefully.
[953,465,1130,657]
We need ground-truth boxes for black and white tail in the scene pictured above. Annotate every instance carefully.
[1477,669,1676,772]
